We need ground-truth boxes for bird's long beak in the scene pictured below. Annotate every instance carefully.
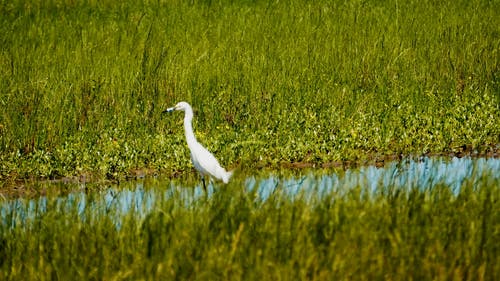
[162,106,176,114]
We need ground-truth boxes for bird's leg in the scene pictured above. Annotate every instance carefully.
[202,176,207,192]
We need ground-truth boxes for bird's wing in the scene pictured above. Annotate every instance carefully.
[190,142,224,178]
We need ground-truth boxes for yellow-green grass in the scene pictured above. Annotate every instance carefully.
[1,173,499,280]
[0,0,498,181]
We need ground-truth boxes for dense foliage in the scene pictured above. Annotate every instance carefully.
[0,0,498,180]
[1,172,499,280]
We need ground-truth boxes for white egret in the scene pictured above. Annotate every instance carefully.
[164,101,233,191]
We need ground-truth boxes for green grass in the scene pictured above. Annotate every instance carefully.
[1,2,498,278]
[0,0,499,180]
[1,174,499,280]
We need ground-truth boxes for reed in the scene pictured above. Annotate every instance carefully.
[1,172,498,280]
[0,0,498,180]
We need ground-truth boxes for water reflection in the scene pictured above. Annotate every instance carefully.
[1,157,499,227]
[248,156,499,200]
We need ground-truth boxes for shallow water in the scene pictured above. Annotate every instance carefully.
[1,157,499,228]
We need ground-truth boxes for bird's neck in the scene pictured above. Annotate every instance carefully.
[183,109,198,147]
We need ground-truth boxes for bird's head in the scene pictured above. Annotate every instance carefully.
[164,101,191,113]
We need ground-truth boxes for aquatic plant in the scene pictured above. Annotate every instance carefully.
[1,166,498,280]
[0,0,498,180]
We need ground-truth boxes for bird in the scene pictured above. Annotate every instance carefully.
[164,101,233,191]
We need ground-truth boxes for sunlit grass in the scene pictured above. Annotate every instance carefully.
[1,2,498,279]
[0,0,498,180]
[1,172,498,280]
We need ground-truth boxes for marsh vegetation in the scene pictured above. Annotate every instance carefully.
[0,0,499,280]
[0,0,498,181]
[1,157,499,280]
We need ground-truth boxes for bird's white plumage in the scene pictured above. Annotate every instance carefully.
[167,102,233,187]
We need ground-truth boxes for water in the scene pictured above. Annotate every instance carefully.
[1,157,499,228]
[248,156,499,200]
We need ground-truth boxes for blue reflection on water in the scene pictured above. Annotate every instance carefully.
[248,157,499,201]
[1,157,499,228]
